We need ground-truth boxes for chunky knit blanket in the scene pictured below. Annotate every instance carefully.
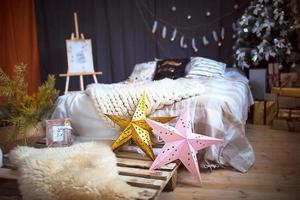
[86,78,205,124]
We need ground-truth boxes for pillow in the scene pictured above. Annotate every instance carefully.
[185,57,226,78]
[128,61,156,82]
[153,58,190,80]
[225,67,249,83]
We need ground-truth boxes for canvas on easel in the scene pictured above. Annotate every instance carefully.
[66,39,94,73]
[60,12,102,94]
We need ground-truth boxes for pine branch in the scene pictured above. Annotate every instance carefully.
[0,64,59,141]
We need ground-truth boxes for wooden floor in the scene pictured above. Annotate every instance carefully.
[160,124,300,200]
[1,125,300,200]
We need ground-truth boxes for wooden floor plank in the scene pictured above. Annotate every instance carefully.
[160,124,300,200]
[132,187,158,200]
[2,124,300,200]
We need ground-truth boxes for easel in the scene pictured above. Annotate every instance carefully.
[60,12,102,94]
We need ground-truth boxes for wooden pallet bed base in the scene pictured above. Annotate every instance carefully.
[0,145,180,200]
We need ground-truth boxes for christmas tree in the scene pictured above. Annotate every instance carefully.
[233,0,300,70]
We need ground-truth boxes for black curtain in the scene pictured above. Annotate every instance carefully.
[35,0,246,91]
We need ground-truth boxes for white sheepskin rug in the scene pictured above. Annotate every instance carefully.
[9,142,138,200]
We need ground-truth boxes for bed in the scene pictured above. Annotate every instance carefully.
[52,58,255,173]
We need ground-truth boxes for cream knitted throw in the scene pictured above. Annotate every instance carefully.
[86,78,205,124]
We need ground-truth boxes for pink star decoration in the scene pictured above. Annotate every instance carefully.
[145,107,222,183]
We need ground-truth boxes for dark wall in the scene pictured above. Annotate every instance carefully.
[35,0,247,91]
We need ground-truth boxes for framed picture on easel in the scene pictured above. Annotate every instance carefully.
[60,12,102,94]
[66,39,94,73]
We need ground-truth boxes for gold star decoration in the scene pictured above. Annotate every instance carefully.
[105,91,175,160]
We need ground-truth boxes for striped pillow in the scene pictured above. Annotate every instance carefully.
[185,57,226,78]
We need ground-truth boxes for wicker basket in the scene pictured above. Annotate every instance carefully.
[0,122,45,153]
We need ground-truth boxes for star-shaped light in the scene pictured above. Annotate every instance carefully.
[145,107,222,182]
[105,91,175,160]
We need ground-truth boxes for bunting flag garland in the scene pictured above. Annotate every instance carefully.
[136,0,248,53]
[212,30,218,42]
[191,38,198,52]
[202,36,209,46]
[180,36,187,48]
[170,29,177,41]
[151,20,227,50]
[221,27,225,40]
[162,26,167,39]
[152,20,158,34]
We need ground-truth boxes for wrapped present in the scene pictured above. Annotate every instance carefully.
[253,100,277,125]
[272,118,300,132]
[271,87,300,98]
[267,63,280,90]
[46,118,73,147]
[253,101,264,125]
[280,73,298,87]
[278,109,300,119]
[292,80,300,88]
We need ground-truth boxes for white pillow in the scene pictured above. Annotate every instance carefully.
[225,67,249,83]
[128,61,156,82]
[185,57,226,78]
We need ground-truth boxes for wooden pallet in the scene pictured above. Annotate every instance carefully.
[0,142,180,200]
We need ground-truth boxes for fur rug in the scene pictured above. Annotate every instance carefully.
[9,142,138,200]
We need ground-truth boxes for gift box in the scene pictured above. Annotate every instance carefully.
[46,118,73,147]
[267,63,280,90]
[271,87,300,98]
[272,118,300,132]
[253,100,277,125]
[292,80,300,88]
[278,109,300,119]
[280,73,298,87]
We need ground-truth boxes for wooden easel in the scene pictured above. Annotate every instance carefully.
[60,12,102,94]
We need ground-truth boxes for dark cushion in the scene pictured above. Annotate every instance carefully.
[153,58,190,80]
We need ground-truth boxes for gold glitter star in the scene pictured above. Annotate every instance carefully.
[105,91,175,160]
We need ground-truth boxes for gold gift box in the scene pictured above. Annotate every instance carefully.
[280,73,297,87]
[271,87,300,98]
[278,109,300,119]
[253,101,277,125]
